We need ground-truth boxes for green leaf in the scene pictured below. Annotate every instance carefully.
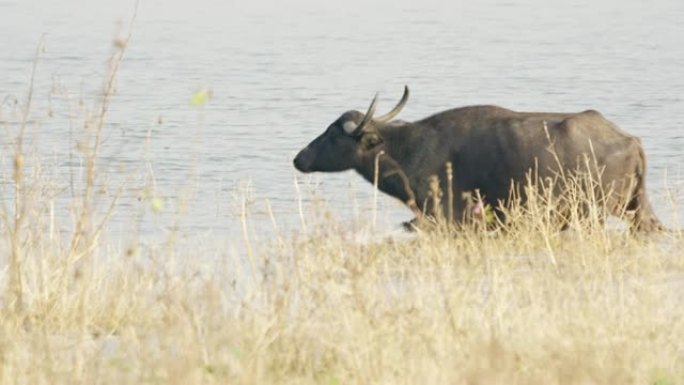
[191,88,212,106]
[484,204,495,224]
[151,197,164,213]
[652,368,674,385]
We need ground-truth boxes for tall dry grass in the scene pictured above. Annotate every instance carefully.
[1,34,683,385]
[2,168,684,384]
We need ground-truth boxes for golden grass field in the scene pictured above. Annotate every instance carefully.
[1,184,683,385]
[1,35,683,385]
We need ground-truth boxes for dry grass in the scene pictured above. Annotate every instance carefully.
[1,32,683,385]
[1,182,683,384]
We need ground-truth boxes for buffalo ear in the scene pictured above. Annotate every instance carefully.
[360,132,383,150]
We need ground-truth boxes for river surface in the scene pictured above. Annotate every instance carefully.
[1,0,683,244]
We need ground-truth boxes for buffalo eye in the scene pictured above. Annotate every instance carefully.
[360,133,383,150]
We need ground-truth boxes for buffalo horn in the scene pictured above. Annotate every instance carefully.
[355,92,379,134]
[375,85,409,123]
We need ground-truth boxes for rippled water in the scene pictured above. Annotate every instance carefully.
[1,0,683,241]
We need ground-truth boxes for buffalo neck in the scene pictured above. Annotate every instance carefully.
[375,121,422,169]
[352,122,413,181]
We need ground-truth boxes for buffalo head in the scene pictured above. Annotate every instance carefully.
[293,86,409,173]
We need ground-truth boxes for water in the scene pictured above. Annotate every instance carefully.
[1,0,683,243]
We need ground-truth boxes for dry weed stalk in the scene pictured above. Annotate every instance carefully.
[6,37,44,314]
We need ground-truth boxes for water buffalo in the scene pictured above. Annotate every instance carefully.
[293,86,663,232]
